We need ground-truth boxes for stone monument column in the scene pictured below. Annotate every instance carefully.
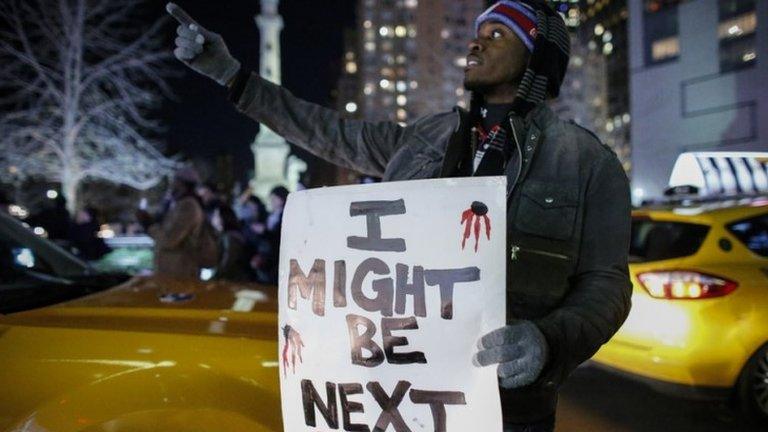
[250,0,304,202]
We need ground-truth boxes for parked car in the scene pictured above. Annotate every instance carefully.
[592,195,768,425]
[92,235,155,275]
[0,211,281,431]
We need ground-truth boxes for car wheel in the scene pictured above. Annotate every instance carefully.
[737,343,768,426]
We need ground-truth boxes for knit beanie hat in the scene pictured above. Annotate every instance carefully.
[475,1,538,52]
[473,0,570,116]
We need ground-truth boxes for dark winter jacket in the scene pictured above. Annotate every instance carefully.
[148,196,206,279]
[234,74,633,424]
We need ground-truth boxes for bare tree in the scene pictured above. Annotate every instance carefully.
[0,0,178,212]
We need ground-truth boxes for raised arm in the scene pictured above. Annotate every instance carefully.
[232,73,408,176]
[166,3,408,176]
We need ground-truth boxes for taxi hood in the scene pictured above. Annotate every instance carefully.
[0,276,278,339]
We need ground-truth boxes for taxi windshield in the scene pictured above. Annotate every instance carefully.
[0,212,128,314]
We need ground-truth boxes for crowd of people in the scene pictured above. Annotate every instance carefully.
[20,195,113,262]
[137,167,287,284]
[1,167,288,286]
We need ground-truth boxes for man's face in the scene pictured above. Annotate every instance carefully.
[270,194,285,211]
[171,178,189,199]
[196,186,214,203]
[463,21,529,95]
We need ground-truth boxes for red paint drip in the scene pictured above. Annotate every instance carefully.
[459,202,491,252]
[281,342,289,377]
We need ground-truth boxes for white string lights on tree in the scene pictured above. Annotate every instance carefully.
[0,0,179,211]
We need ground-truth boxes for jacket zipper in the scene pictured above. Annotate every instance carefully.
[510,244,570,261]
[507,118,524,200]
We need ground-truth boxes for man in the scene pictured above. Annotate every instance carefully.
[29,195,70,244]
[167,1,632,430]
[137,167,209,279]
[68,207,111,261]
[196,181,222,219]
[266,185,288,244]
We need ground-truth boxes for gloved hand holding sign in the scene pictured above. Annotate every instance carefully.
[473,320,549,388]
[166,2,241,86]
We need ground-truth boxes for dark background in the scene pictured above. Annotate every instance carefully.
[153,0,357,186]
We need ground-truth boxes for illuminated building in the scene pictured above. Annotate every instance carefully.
[629,0,766,199]
[349,0,485,123]
[335,30,366,184]
[337,0,637,182]
[333,0,484,181]
[580,0,631,173]
[550,0,632,174]
[337,30,363,121]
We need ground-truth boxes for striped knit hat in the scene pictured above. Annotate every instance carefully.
[474,0,570,115]
[475,1,538,52]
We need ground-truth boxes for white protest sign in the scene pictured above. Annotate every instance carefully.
[278,177,506,432]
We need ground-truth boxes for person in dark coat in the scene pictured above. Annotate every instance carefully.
[235,193,276,284]
[68,207,111,261]
[265,186,288,250]
[137,167,211,279]
[211,204,250,281]
[167,2,632,430]
[28,195,71,244]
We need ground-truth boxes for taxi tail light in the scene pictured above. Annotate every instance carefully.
[637,270,738,300]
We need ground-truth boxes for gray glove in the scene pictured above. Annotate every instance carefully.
[166,2,241,86]
[473,320,549,389]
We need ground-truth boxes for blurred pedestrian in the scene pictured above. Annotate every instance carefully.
[125,221,144,235]
[244,185,289,285]
[211,204,250,281]
[137,167,219,279]
[196,182,222,219]
[235,194,266,237]
[68,207,111,261]
[233,192,276,284]
[266,185,288,248]
[28,195,71,243]
[234,188,266,224]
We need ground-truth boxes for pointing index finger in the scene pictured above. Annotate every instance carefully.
[166,2,198,27]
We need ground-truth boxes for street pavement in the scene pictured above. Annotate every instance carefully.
[555,365,763,431]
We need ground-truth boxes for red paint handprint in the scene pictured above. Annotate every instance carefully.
[460,201,491,252]
[281,325,305,376]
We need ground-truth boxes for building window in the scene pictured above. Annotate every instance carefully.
[643,1,681,66]
[718,0,757,72]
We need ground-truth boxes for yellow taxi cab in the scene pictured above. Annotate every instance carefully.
[0,211,282,431]
[592,195,768,424]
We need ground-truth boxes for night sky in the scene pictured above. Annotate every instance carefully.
[155,0,357,186]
